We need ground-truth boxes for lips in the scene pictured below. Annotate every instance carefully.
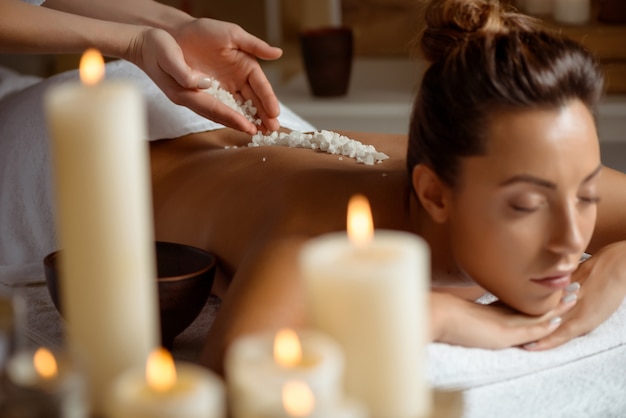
[530,273,572,290]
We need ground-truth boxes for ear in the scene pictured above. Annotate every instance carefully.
[411,164,451,224]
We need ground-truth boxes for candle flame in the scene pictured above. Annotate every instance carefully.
[347,194,374,246]
[146,348,177,392]
[282,380,315,417]
[33,347,58,379]
[79,48,105,86]
[274,328,302,368]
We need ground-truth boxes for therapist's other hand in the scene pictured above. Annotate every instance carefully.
[526,242,626,351]
[128,20,282,135]
[431,291,577,349]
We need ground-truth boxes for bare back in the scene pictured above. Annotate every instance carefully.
[150,128,412,281]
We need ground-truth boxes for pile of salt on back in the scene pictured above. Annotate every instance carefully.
[248,130,389,165]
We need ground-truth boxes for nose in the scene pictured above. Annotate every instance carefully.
[546,200,591,256]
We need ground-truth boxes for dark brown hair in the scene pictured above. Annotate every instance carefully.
[406,0,604,185]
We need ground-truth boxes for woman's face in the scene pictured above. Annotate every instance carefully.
[448,100,601,315]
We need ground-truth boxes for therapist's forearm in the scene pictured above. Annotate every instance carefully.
[0,0,146,58]
[43,0,193,33]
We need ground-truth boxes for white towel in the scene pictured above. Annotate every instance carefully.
[427,298,626,389]
[0,60,315,286]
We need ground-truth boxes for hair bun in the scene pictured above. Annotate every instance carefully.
[420,0,537,63]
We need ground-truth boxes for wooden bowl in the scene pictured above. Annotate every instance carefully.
[43,241,216,349]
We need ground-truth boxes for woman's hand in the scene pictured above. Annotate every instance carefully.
[525,241,626,350]
[127,19,282,135]
[431,291,578,349]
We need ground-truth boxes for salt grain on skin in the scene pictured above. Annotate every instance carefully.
[204,81,390,165]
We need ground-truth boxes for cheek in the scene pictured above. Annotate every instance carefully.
[449,206,527,282]
[448,202,552,312]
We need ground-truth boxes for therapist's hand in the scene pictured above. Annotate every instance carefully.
[127,20,282,135]
[172,17,283,133]
[526,241,626,351]
[431,291,577,349]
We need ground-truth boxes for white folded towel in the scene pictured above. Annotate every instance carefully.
[427,297,626,390]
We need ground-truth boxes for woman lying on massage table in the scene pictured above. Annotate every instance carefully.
[150,0,626,373]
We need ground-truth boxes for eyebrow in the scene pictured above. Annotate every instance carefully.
[499,164,603,189]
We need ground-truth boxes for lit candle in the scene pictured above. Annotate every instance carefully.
[225,328,350,418]
[44,49,159,415]
[257,380,367,418]
[299,195,432,418]
[553,0,590,24]
[4,347,88,417]
[108,348,225,418]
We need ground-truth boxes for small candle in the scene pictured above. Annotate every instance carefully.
[108,348,225,418]
[553,0,590,24]
[4,347,88,418]
[257,380,367,418]
[299,195,432,418]
[225,328,347,418]
[44,49,159,415]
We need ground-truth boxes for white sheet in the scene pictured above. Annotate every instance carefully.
[0,60,315,286]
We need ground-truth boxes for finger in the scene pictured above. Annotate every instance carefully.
[524,317,584,351]
[177,89,258,134]
[248,67,281,119]
[546,293,579,319]
[235,31,284,60]
[240,83,279,133]
[506,316,564,349]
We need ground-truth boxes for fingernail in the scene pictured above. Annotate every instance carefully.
[561,293,577,304]
[523,342,537,349]
[549,316,562,328]
[197,77,214,89]
[565,282,581,294]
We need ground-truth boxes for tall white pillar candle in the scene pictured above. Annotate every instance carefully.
[44,49,159,415]
[554,0,590,24]
[299,196,432,418]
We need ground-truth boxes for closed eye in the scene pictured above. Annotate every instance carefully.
[510,204,539,213]
[578,196,601,204]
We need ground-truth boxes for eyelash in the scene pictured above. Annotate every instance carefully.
[511,196,601,213]
[579,196,601,204]
[511,204,538,213]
